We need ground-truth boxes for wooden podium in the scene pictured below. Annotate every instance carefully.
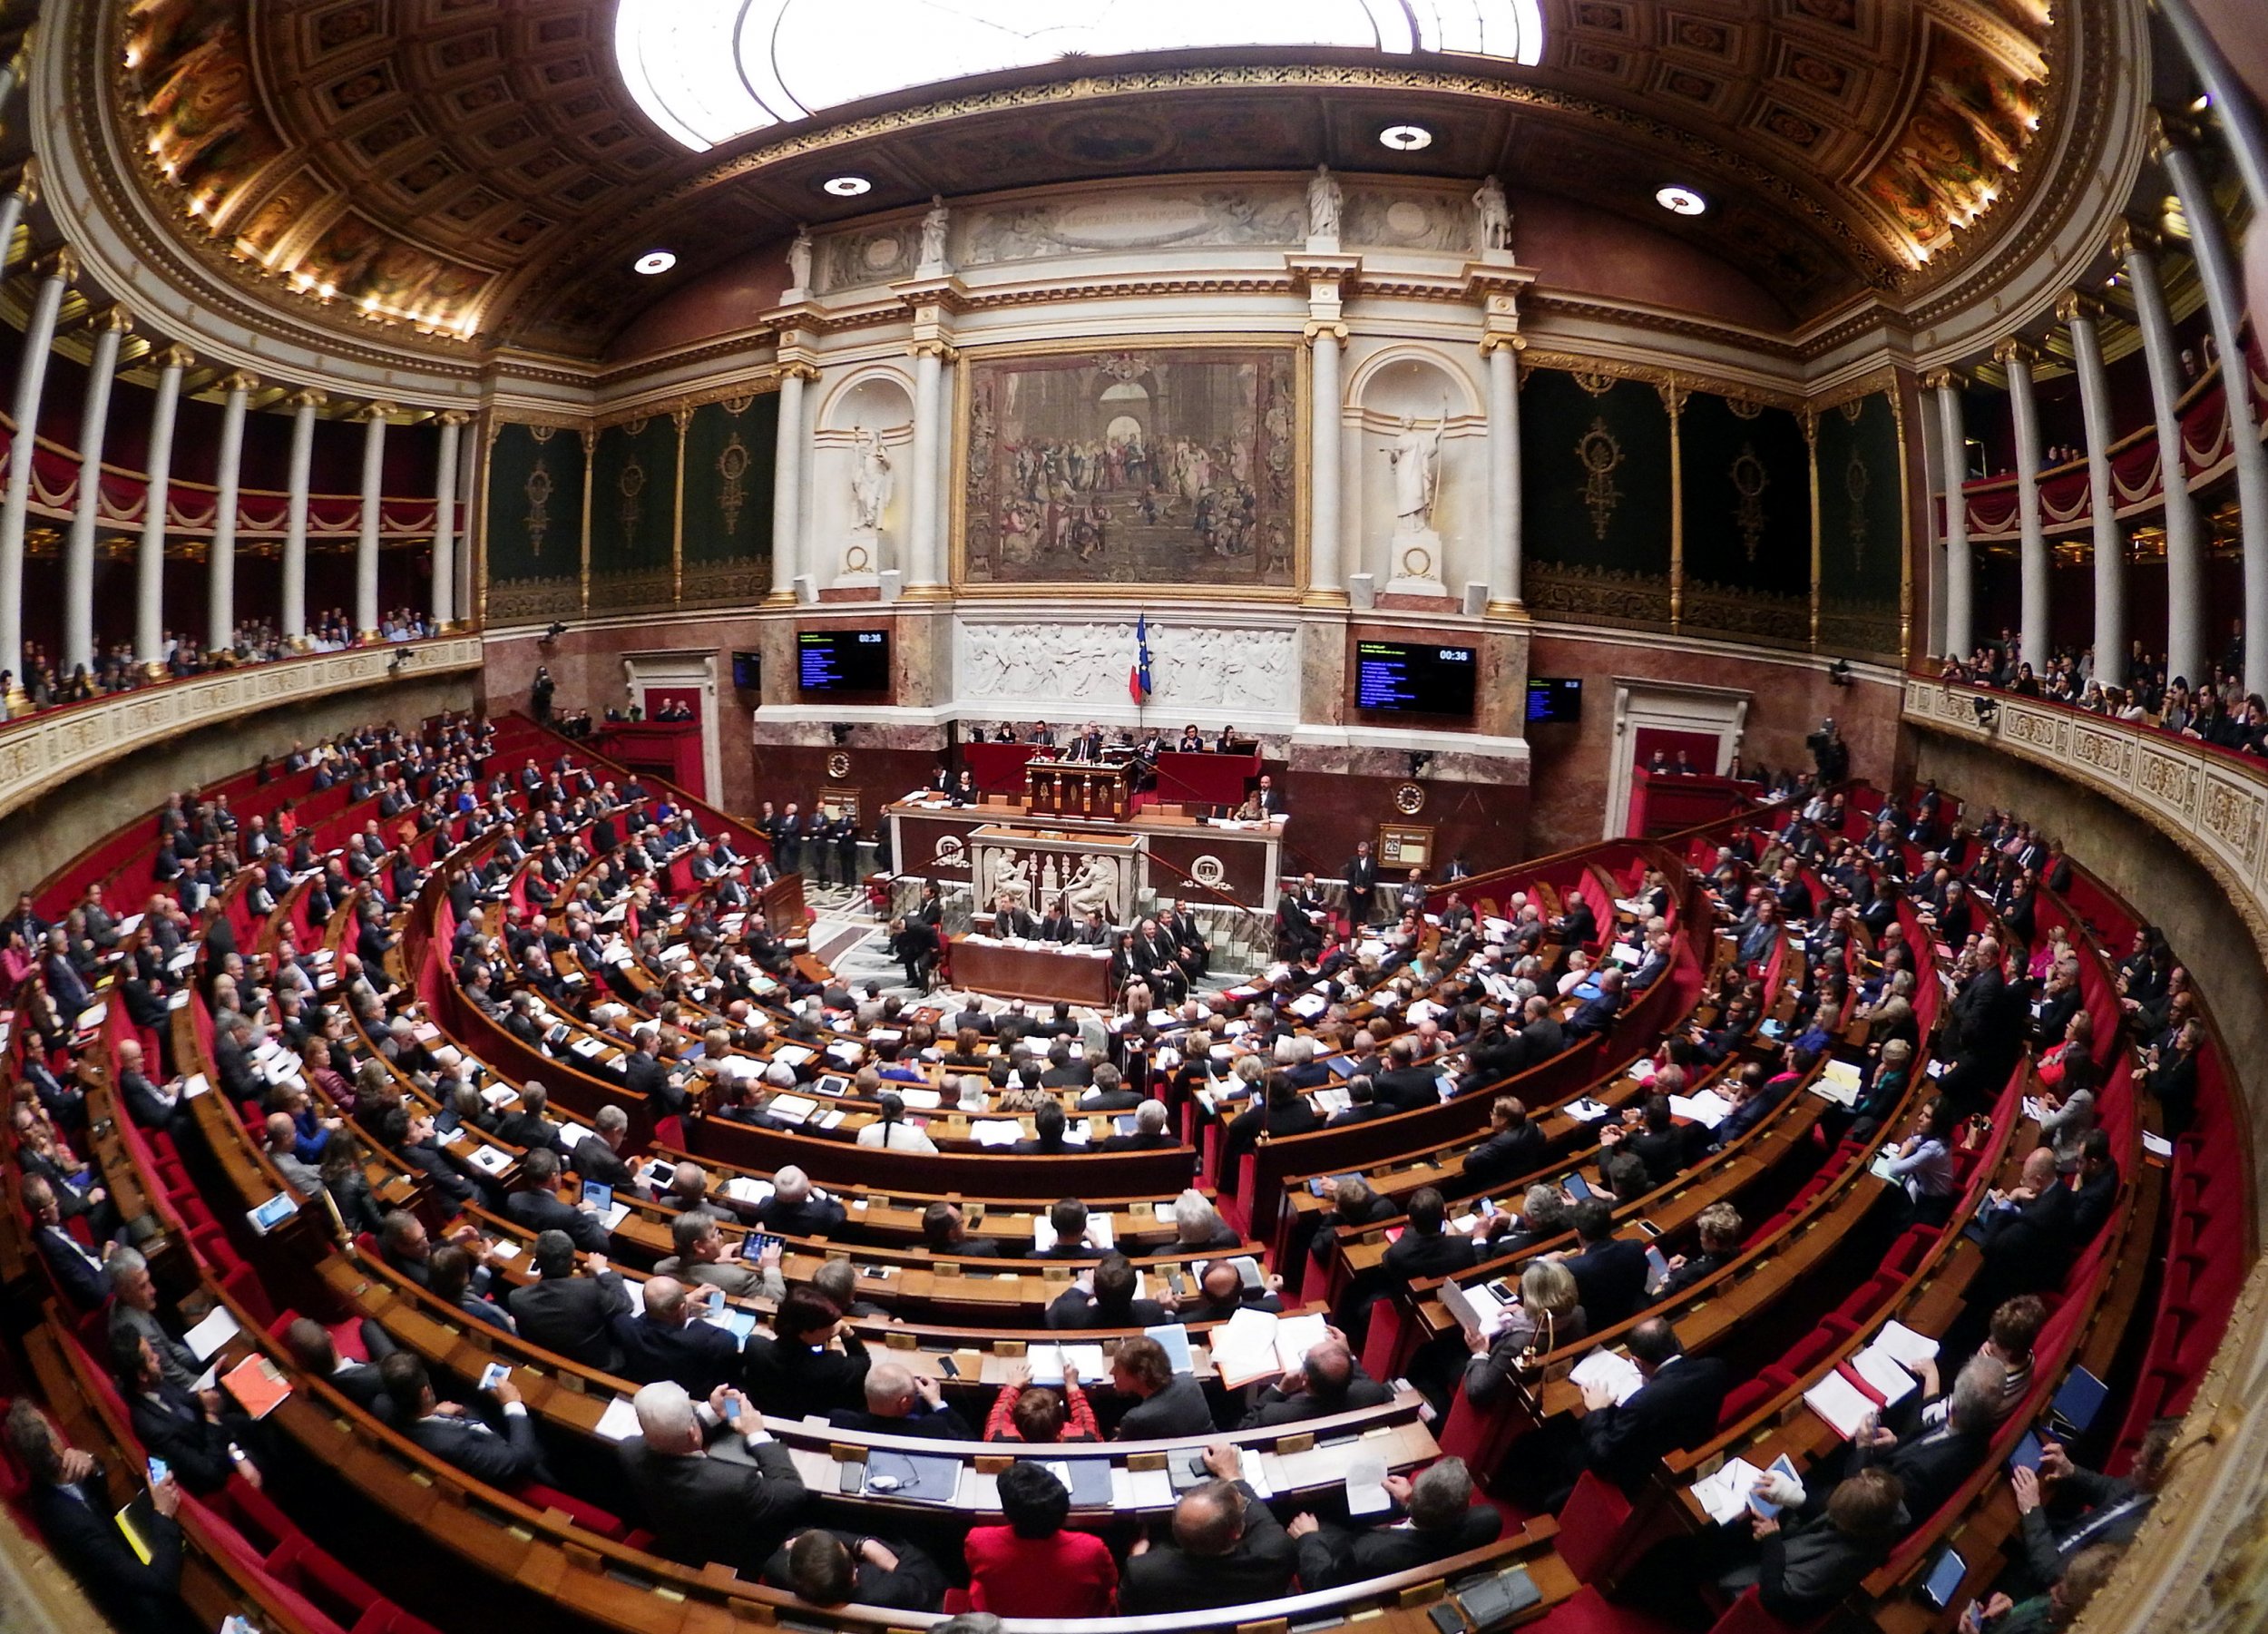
[1026,758,1130,820]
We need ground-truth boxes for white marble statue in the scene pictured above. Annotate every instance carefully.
[918,195,951,272]
[953,620,1297,716]
[787,226,813,292]
[1061,855,1117,920]
[849,426,893,530]
[986,848,1033,911]
[1472,177,1512,254]
[1385,409,1446,534]
[1306,164,1342,244]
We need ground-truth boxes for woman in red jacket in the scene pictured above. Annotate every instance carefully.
[963,1460,1117,1618]
[981,1357,1101,1443]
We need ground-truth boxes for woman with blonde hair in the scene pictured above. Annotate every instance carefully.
[1461,1257,1588,1409]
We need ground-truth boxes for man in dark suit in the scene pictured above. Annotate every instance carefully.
[888,914,940,990]
[992,893,1039,938]
[1373,1036,1444,1113]
[1518,994,1567,1062]
[1119,1450,1297,1613]
[1941,937,2027,1107]
[1971,1147,2077,1308]
[826,1361,976,1439]
[1252,774,1287,817]
[510,1229,633,1371]
[1383,1188,1492,1283]
[1601,1093,1687,1188]
[24,1176,111,1309]
[1848,1354,2003,1519]
[1344,841,1378,929]
[1237,1334,1392,1427]
[382,1354,549,1484]
[281,1317,399,1417]
[613,1277,742,1397]
[754,1167,846,1238]
[1046,1253,1176,1330]
[1562,1200,1651,1328]
[1564,967,1628,1039]
[619,1380,808,1575]
[622,1029,687,1121]
[1578,1319,1731,1492]
[506,1150,612,1253]
[1464,1097,1549,1189]
[1110,1336,1217,1439]
[571,1105,638,1189]
[2069,1130,2121,1240]
[1287,1454,1502,1588]
[9,1402,191,1634]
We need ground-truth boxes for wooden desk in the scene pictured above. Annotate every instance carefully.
[1027,758,1130,819]
[948,933,1116,1005]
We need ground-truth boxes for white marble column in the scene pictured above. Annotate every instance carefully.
[907,343,946,592]
[356,404,391,636]
[769,363,810,601]
[280,388,322,642]
[1308,321,1345,595]
[2165,136,2268,696]
[934,351,957,588]
[63,306,130,672]
[456,423,477,623]
[2122,227,2206,685]
[136,344,190,669]
[432,412,465,627]
[1931,369,1974,660]
[1485,337,1523,610]
[0,250,73,699]
[206,373,255,653]
[2063,296,2126,687]
[1999,340,2050,672]
[0,172,32,279]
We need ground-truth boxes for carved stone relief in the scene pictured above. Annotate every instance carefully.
[953,620,1296,716]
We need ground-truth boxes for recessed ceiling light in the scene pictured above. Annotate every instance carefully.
[1378,123,1432,152]
[822,174,874,197]
[634,250,677,275]
[2189,93,2211,112]
[1656,185,1707,216]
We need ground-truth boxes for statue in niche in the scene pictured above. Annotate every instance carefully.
[1061,856,1117,920]
[1471,176,1513,254]
[787,226,813,291]
[1384,406,1447,534]
[849,426,893,530]
[917,195,951,272]
[1306,163,1343,244]
[1041,855,1062,908]
[987,849,1033,913]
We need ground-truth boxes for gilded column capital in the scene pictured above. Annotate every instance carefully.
[153,342,196,372]
[216,369,260,396]
[1992,337,2040,368]
[435,409,474,426]
[354,400,399,424]
[2056,291,2106,326]
[286,387,328,411]
[776,359,822,385]
[1478,331,1527,357]
[85,303,134,336]
[1921,367,1964,392]
[1303,318,1349,347]
[909,338,959,362]
[31,245,77,284]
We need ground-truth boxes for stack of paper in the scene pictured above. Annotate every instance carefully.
[1803,1370,1878,1439]
[1030,1344,1108,1386]
[1869,1321,1940,1368]
[1690,1456,1766,1524]
[183,1306,242,1363]
[1569,1351,1644,1406]
[1848,1346,1920,1405]
[971,1120,1024,1148]
[1813,1059,1864,1107]
[1670,1091,1737,1129]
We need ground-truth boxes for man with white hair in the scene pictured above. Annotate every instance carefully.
[571,1103,636,1189]
[103,1248,202,1392]
[1848,1353,2007,1520]
[754,1165,845,1238]
[1286,1454,1502,1586]
[826,1361,973,1439]
[1100,1098,1176,1153]
[617,1380,807,1576]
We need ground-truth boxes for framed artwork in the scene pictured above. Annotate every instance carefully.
[958,343,1300,589]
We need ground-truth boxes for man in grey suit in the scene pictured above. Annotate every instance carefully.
[654,1212,785,1300]
[619,1380,808,1577]
[103,1248,201,1392]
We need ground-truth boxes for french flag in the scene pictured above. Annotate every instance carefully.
[1129,614,1153,704]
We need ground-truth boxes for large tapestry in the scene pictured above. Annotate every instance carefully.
[483,422,583,624]
[1520,367,1675,631]
[681,394,779,608]
[959,345,1298,588]
[1678,392,1813,648]
[589,414,680,610]
[1814,391,1905,660]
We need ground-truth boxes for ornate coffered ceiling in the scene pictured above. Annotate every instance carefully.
[102,0,2071,359]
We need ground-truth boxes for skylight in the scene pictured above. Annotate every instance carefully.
[614,0,1545,152]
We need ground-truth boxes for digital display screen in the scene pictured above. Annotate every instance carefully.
[1354,641,1477,717]
[730,651,761,692]
[797,630,889,693]
[1527,677,1583,723]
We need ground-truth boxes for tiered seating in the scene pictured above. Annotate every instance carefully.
[2,733,2241,1634]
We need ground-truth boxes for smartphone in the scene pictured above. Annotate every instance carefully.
[1635,1219,1663,1238]
[478,1362,510,1392]
[1564,1172,1595,1202]
[147,1455,170,1486]
[1166,1268,1188,1296]
[937,1355,961,1380]
[837,1460,867,1493]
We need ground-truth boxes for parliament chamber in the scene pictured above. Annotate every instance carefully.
[0,5,2265,1634]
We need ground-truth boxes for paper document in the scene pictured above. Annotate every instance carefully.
[1850,1345,1920,1406]
[1031,1345,1108,1386]
[183,1306,242,1363]
[1690,1457,1765,1525]
[1803,1371,1878,1440]
[1569,1351,1644,1406]
[1869,1320,1940,1368]
[593,1396,643,1441]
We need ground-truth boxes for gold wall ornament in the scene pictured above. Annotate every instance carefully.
[1838,399,1867,424]
[723,396,756,416]
[1571,370,1616,397]
[827,751,852,780]
[1845,445,1872,571]
[1731,442,1771,562]
[528,425,557,444]
[619,455,648,543]
[717,431,752,536]
[1579,418,1625,542]
[1726,397,1765,419]
[523,460,554,558]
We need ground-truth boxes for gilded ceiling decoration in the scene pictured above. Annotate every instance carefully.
[109,0,2058,356]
